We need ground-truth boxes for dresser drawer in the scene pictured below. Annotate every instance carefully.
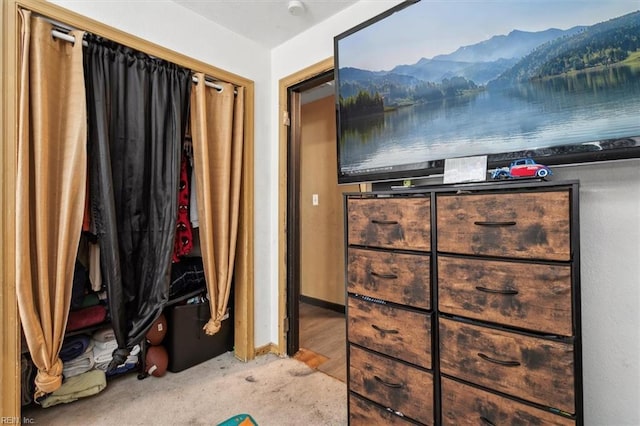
[441,376,574,426]
[348,248,431,310]
[437,191,571,261]
[349,393,416,425]
[438,256,573,336]
[348,296,431,369]
[349,345,434,425]
[347,197,430,251]
[439,317,575,413]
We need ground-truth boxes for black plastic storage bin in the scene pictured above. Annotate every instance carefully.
[164,300,233,373]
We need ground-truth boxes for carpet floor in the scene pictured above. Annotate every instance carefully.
[22,352,347,426]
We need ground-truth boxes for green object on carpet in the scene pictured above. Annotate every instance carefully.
[40,369,107,408]
[217,414,258,425]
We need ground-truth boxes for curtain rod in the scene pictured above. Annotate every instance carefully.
[50,29,228,92]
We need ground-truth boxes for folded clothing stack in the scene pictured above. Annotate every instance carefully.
[66,304,107,332]
[40,369,107,408]
[92,328,118,371]
[62,341,95,378]
[92,327,140,375]
[60,334,91,362]
[106,345,140,377]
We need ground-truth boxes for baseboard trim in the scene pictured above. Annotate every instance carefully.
[299,295,345,314]
[254,342,279,357]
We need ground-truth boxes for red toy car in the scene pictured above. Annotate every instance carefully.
[491,158,552,179]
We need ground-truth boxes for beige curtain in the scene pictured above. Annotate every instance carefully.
[16,11,87,398]
[190,74,244,335]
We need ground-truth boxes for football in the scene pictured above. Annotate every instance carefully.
[145,313,167,345]
[145,345,168,377]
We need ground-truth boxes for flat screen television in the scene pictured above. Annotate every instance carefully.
[334,0,640,184]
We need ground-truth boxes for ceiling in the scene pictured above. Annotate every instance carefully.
[171,0,359,49]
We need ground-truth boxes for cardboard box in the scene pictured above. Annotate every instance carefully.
[164,300,233,373]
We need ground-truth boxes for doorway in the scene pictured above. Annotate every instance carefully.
[279,59,358,382]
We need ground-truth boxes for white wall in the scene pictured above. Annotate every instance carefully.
[552,160,640,425]
[49,0,275,347]
[270,0,404,346]
[274,2,640,425]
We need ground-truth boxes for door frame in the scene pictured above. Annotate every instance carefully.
[277,58,334,354]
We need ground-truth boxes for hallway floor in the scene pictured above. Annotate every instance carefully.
[298,302,346,383]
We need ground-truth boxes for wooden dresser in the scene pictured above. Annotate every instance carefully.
[344,180,582,425]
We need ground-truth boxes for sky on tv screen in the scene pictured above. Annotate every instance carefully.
[341,0,639,72]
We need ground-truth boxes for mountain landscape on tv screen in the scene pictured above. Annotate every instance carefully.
[337,7,640,181]
[339,10,640,107]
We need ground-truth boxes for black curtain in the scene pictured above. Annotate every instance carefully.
[83,35,191,369]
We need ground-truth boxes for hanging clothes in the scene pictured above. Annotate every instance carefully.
[190,165,200,228]
[172,146,194,262]
[83,34,191,369]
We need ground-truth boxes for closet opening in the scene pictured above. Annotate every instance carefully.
[1,0,255,417]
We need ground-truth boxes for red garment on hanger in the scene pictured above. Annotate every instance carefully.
[172,150,193,262]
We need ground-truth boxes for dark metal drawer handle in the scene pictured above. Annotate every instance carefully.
[373,375,403,389]
[475,286,519,296]
[473,221,517,227]
[371,324,399,335]
[480,416,496,426]
[370,271,398,280]
[477,352,521,367]
[371,219,399,225]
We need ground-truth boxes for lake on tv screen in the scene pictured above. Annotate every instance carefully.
[337,5,640,175]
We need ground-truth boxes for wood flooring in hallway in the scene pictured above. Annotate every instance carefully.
[297,302,346,383]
